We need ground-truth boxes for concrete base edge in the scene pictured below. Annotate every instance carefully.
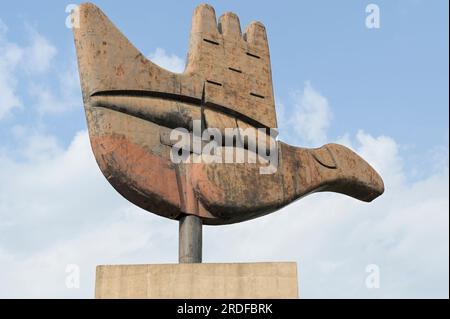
[95,262,298,299]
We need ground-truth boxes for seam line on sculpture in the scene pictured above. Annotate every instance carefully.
[91,90,201,106]
[90,90,272,129]
[204,101,271,130]
[312,146,338,169]
[203,38,220,45]
[201,83,206,133]
[206,80,223,86]
[228,67,242,73]
[250,92,265,99]
[246,52,260,59]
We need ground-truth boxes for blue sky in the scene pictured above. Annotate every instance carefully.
[0,1,448,298]
[1,0,448,178]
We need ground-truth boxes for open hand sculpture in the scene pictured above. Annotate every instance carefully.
[73,3,384,227]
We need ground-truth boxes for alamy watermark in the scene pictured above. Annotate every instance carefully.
[65,264,80,289]
[365,4,380,29]
[365,264,380,289]
[169,120,279,175]
[65,4,80,29]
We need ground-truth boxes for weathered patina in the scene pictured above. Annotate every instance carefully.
[73,3,384,226]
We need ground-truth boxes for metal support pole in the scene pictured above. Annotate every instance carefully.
[179,215,202,263]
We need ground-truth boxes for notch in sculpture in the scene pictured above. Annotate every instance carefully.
[72,3,384,226]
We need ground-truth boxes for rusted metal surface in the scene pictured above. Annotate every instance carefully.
[73,3,384,226]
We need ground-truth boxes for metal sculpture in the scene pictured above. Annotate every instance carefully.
[72,3,384,263]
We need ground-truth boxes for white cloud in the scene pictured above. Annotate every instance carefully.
[10,125,62,161]
[0,19,7,34]
[23,28,57,74]
[0,127,447,298]
[29,63,81,114]
[0,20,23,119]
[204,132,449,298]
[289,82,333,147]
[338,130,405,189]
[148,48,185,73]
[23,28,78,115]
[0,42,447,298]
[0,130,177,298]
[0,20,61,119]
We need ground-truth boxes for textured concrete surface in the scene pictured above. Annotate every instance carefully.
[95,262,298,299]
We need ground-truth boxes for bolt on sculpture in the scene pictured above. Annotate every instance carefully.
[73,3,384,264]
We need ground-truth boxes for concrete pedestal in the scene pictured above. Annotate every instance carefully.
[95,262,298,299]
